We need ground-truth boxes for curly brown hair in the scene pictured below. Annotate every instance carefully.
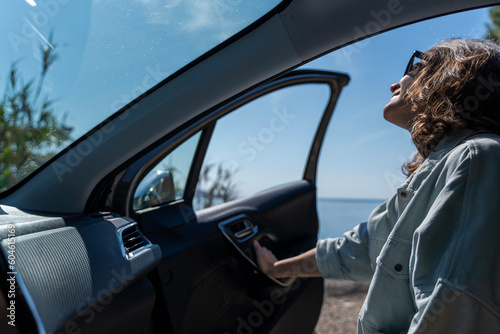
[404,38,500,175]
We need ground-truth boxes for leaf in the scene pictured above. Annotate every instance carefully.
[0,35,73,191]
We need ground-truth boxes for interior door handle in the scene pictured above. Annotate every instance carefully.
[218,215,293,287]
[234,220,257,239]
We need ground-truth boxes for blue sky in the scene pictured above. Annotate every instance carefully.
[0,2,494,200]
[312,8,491,199]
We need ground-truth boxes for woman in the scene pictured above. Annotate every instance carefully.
[254,38,500,333]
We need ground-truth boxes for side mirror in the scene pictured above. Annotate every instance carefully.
[133,170,175,210]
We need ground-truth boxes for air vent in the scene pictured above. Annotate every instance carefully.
[119,223,152,259]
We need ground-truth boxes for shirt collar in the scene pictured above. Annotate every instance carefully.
[405,129,487,192]
[425,129,486,166]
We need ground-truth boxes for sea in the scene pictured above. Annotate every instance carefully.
[316,197,386,239]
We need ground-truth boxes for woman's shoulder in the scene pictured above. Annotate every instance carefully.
[450,132,500,171]
[462,132,500,155]
[427,132,500,172]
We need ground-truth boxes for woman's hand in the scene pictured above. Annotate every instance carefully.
[253,240,279,277]
[253,240,322,278]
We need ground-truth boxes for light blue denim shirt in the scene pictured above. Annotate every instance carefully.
[316,131,500,333]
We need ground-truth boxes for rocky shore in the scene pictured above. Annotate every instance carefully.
[314,280,370,333]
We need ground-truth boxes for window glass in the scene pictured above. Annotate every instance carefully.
[194,84,331,210]
[133,132,201,210]
[0,0,282,192]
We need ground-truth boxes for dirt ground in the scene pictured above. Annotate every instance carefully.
[314,280,369,334]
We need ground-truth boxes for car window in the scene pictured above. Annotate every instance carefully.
[133,132,201,211]
[193,83,331,211]
[0,0,283,192]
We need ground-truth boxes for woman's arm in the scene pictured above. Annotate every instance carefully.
[253,221,375,280]
[253,240,322,278]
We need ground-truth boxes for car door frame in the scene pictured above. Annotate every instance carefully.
[86,69,349,217]
[85,69,349,334]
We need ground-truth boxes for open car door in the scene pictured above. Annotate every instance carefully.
[95,69,350,333]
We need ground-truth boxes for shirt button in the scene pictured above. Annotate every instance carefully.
[400,191,407,198]
[394,264,403,272]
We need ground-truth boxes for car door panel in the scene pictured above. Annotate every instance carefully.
[142,180,322,334]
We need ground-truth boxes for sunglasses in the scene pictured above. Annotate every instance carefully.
[404,50,426,76]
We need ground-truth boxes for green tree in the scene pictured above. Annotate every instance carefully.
[486,6,500,44]
[195,162,239,210]
[0,37,72,191]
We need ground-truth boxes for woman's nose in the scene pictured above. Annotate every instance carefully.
[390,82,400,93]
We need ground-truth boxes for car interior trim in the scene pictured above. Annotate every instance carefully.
[117,222,154,260]
[0,245,45,334]
[218,214,295,287]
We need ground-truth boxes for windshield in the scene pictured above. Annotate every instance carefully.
[0,0,282,192]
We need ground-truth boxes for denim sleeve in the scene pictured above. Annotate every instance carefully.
[316,222,374,281]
